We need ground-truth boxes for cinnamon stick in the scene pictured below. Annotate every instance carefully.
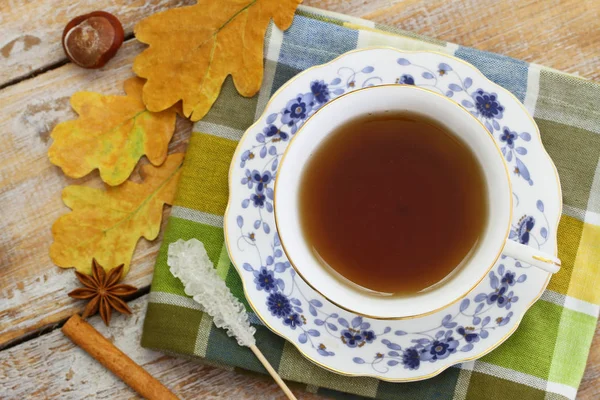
[62,314,178,400]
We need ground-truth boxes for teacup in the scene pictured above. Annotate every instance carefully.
[274,85,560,319]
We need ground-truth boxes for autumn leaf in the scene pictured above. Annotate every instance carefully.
[48,77,177,186]
[50,153,184,276]
[133,0,302,121]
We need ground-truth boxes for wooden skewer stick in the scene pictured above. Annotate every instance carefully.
[62,314,179,400]
[167,239,299,400]
[250,344,298,400]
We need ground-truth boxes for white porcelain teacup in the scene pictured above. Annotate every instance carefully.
[274,85,560,319]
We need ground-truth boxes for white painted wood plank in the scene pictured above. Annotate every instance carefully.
[0,39,192,347]
[0,0,195,86]
[0,296,322,400]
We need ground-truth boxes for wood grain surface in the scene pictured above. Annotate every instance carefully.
[0,39,193,348]
[0,297,321,399]
[0,0,196,86]
[0,0,598,399]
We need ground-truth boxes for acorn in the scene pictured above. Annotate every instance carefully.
[62,11,124,69]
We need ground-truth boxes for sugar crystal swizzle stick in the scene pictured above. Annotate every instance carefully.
[168,239,298,400]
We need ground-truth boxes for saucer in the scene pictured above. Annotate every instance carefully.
[224,47,561,381]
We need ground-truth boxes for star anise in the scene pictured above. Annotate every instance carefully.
[68,259,137,326]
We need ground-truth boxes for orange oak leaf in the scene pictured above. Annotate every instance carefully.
[133,0,302,121]
[48,77,177,186]
[50,153,184,276]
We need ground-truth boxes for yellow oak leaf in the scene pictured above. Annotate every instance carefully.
[50,153,184,276]
[133,0,302,121]
[48,77,177,186]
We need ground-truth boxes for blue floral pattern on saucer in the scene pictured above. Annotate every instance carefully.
[225,48,561,381]
[395,58,534,185]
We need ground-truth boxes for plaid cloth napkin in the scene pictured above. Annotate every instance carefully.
[141,6,600,399]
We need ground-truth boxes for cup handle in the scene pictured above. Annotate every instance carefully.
[503,240,561,273]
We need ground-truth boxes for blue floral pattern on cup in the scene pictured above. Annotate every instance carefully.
[226,49,560,380]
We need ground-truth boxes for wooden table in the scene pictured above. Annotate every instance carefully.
[1,1,598,398]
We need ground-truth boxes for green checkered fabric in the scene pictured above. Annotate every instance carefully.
[141,6,600,399]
